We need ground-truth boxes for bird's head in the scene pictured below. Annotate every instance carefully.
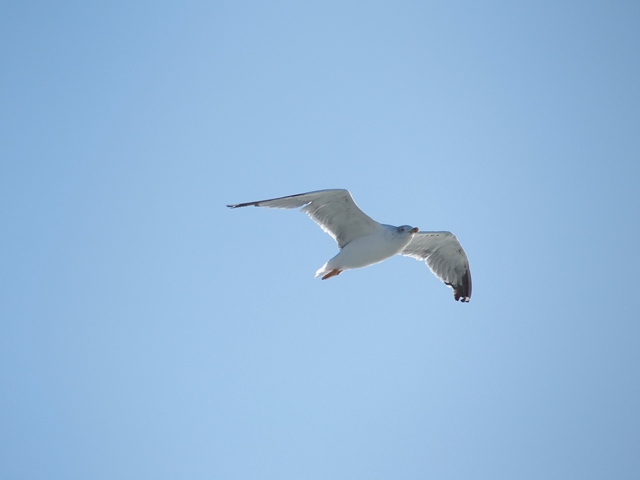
[397,225,420,235]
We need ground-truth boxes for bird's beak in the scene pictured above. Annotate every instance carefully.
[410,227,419,234]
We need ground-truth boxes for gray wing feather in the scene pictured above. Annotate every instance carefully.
[227,189,380,248]
[401,231,472,302]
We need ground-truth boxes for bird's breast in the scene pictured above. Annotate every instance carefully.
[335,230,410,269]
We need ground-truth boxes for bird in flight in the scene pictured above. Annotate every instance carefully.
[227,189,472,302]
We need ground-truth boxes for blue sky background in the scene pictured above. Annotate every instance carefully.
[2,1,640,479]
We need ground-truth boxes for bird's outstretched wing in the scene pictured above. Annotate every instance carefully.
[227,189,381,248]
[401,232,472,302]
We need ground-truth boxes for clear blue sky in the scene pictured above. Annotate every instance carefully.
[2,2,640,479]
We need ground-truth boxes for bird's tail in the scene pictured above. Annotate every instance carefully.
[315,262,330,279]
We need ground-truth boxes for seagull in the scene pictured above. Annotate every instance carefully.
[227,189,472,302]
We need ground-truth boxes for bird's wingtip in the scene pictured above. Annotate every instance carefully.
[454,291,471,302]
[452,270,472,302]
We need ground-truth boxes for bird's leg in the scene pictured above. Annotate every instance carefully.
[321,269,342,280]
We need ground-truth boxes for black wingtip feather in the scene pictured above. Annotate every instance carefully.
[227,191,314,210]
[227,202,259,208]
[452,269,472,302]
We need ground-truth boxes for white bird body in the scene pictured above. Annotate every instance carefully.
[228,189,472,302]
[316,224,418,278]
